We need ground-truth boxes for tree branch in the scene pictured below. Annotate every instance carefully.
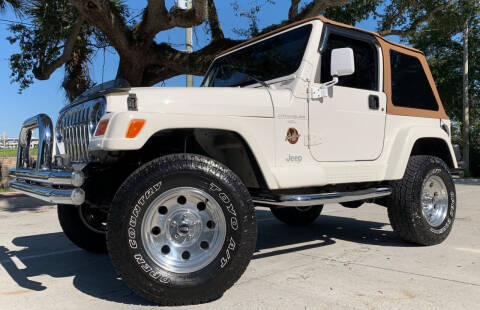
[207,0,224,41]
[379,2,454,37]
[167,0,208,29]
[135,0,168,41]
[297,0,349,19]
[136,0,208,42]
[68,0,131,54]
[289,0,301,20]
[33,17,84,80]
[145,37,240,84]
[261,0,348,34]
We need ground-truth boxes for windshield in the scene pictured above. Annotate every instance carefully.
[202,24,313,87]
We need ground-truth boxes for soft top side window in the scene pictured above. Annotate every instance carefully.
[390,50,439,111]
[320,32,378,91]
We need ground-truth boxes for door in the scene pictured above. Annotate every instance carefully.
[309,28,386,162]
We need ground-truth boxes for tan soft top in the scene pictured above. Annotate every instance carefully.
[218,16,423,57]
[216,16,448,120]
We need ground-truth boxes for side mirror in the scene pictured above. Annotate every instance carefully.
[311,47,356,99]
[330,48,355,77]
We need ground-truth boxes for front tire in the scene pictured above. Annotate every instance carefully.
[57,204,108,253]
[270,205,323,226]
[107,154,257,305]
[387,156,456,245]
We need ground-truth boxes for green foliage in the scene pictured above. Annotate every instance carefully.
[407,0,479,175]
[0,148,37,157]
[325,0,381,25]
[231,0,276,38]
[0,0,23,12]
[8,1,84,93]
[6,0,129,100]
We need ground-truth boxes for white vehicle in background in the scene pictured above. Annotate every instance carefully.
[10,16,458,305]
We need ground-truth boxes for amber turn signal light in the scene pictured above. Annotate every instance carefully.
[94,120,109,136]
[126,119,146,138]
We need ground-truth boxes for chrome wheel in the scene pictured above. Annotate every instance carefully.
[141,187,226,273]
[421,175,448,227]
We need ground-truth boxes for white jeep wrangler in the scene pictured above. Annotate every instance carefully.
[10,17,458,305]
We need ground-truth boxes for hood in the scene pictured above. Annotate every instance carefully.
[125,87,278,118]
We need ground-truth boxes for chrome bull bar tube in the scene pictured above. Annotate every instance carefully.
[9,114,86,205]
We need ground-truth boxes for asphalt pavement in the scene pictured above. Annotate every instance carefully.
[0,182,479,310]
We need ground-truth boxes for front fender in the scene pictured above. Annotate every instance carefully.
[89,112,280,189]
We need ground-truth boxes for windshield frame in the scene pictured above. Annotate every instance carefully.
[201,23,315,88]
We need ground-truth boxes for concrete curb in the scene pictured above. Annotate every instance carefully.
[454,179,480,185]
[0,192,26,199]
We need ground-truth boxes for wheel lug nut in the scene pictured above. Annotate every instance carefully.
[161,245,170,254]
[182,251,190,260]
[151,226,161,235]
[207,220,215,229]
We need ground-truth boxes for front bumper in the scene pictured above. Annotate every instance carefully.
[9,114,86,205]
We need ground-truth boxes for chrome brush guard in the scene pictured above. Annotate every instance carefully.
[9,114,85,205]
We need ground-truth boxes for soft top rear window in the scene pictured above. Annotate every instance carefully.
[390,50,439,111]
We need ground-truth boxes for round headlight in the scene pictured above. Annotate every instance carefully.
[55,130,63,143]
[89,101,106,135]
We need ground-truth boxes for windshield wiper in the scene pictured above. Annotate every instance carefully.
[221,64,270,88]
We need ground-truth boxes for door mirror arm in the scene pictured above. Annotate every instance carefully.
[311,47,355,99]
[311,76,338,99]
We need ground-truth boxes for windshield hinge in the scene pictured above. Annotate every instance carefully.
[127,93,137,111]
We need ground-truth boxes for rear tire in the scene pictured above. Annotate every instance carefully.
[270,205,323,226]
[57,204,108,253]
[107,154,257,305]
[387,156,456,245]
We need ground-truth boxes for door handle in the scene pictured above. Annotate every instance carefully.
[368,95,380,110]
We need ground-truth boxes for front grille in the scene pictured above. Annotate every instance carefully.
[57,98,106,163]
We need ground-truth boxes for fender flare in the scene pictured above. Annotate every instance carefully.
[384,126,457,180]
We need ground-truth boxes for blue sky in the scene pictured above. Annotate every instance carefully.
[0,0,389,137]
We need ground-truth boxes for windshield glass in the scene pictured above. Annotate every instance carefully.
[202,24,312,87]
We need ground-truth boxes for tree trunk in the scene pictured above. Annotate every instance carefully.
[116,56,147,87]
[462,18,470,175]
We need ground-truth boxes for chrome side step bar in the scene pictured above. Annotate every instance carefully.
[253,187,392,208]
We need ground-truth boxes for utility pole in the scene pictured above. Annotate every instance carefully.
[462,5,470,176]
[186,0,194,87]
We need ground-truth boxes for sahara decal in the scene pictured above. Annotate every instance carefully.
[285,128,300,144]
